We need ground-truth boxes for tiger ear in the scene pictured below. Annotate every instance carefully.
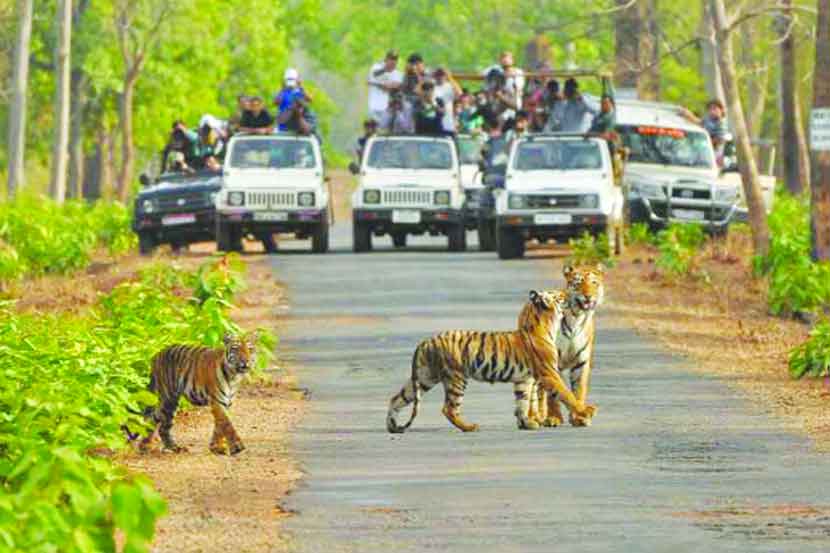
[223,332,234,347]
[529,290,540,303]
[563,264,575,279]
[247,331,259,348]
[594,263,606,275]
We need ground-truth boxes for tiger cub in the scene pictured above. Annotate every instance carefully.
[128,332,257,455]
[386,290,597,433]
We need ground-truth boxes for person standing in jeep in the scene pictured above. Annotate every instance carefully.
[367,50,403,124]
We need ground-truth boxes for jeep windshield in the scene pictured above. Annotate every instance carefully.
[617,125,715,169]
[457,136,483,165]
[366,140,454,170]
[512,140,603,171]
[228,139,317,169]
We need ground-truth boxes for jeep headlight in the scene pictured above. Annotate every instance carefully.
[579,194,599,209]
[227,191,245,207]
[632,181,665,199]
[508,194,527,209]
[141,199,155,213]
[298,191,315,207]
[715,186,739,203]
[434,190,450,206]
[363,189,380,204]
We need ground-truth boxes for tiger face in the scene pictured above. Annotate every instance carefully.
[563,264,605,312]
[223,332,257,374]
[520,289,568,333]
[529,289,567,314]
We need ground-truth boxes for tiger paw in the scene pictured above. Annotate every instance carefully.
[541,416,564,428]
[569,414,593,427]
[229,442,246,456]
[461,423,480,433]
[517,419,541,431]
[163,444,188,453]
[576,404,598,419]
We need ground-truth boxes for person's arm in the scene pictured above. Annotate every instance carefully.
[678,107,702,125]
[367,64,386,87]
[495,89,518,110]
[445,70,463,97]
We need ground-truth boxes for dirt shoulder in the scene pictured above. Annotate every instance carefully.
[603,232,830,450]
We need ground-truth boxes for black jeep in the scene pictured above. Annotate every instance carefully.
[132,171,222,254]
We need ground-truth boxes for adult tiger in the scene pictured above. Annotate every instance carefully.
[125,332,257,454]
[386,290,597,433]
[532,264,604,428]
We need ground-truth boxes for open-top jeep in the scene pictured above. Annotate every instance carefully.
[350,135,466,252]
[216,133,330,253]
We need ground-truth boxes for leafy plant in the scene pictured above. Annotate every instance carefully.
[0,256,268,551]
[655,224,706,277]
[626,223,656,247]
[789,320,830,379]
[568,232,615,267]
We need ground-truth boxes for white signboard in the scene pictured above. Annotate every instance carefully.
[810,108,830,151]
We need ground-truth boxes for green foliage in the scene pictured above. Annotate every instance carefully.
[789,320,830,379]
[0,196,135,283]
[626,223,656,246]
[756,192,830,316]
[0,256,269,551]
[568,232,614,267]
[655,223,706,277]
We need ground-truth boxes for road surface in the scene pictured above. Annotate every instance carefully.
[274,225,830,552]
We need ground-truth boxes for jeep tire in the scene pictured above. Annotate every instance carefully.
[497,224,525,259]
[353,220,372,252]
[392,232,407,248]
[138,232,156,256]
[312,212,330,253]
[447,223,467,252]
[217,221,243,253]
[477,218,496,251]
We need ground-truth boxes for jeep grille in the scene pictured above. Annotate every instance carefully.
[247,191,296,208]
[382,189,433,206]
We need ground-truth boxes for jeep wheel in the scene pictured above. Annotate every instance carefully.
[353,221,372,252]
[447,224,466,252]
[392,232,407,248]
[261,233,278,254]
[312,213,330,253]
[217,221,243,253]
[497,224,525,259]
[477,219,496,251]
[138,233,156,256]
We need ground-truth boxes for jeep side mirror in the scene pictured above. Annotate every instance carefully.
[139,173,151,187]
[348,162,360,175]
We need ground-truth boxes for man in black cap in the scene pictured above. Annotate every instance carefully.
[557,78,597,133]
[367,50,403,123]
[402,53,427,107]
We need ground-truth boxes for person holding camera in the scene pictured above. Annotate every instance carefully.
[414,81,446,136]
[401,53,427,107]
[379,91,414,134]
[274,68,312,132]
[432,67,462,133]
[277,96,319,139]
[367,50,403,123]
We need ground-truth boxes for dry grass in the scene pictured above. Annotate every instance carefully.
[605,230,830,450]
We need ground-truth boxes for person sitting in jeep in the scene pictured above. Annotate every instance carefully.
[277,96,319,139]
[239,96,275,134]
[162,121,199,172]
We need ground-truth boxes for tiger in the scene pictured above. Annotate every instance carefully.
[125,332,257,455]
[530,264,604,428]
[386,290,597,433]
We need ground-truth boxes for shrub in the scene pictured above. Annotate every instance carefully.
[0,256,270,551]
[654,223,706,277]
[626,222,656,247]
[568,232,614,267]
[789,320,830,379]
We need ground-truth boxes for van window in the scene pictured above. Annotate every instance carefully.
[228,139,317,169]
[367,140,454,170]
[512,140,603,171]
[617,125,714,169]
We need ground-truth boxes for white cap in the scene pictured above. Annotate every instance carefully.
[284,67,299,86]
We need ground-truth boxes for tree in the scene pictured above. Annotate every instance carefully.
[710,0,770,256]
[49,0,73,203]
[614,0,643,96]
[777,0,811,195]
[811,0,830,260]
[6,0,34,198]
[700,0,725,105]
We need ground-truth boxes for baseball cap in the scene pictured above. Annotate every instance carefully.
[284,67,299,86]
[385,50,399,60]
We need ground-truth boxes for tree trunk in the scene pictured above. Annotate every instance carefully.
[710,0,769,256]
[739,25,769,138]
[6,0,34,198]
[700,0,725,105]
[778,0,810,195]
[49,0,73,203]
[614,0,642,96]
[68,69,87,199]
[116,72,138,202]
[811,0,830,261]
[639,0,660,100]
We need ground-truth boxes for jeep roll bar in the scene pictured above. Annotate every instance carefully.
[450,67,615,100]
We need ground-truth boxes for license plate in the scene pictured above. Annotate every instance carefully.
[672,209,705,221]
[254,211,288,222]
[534,213,572,225]
[161,213,196,226]
[392,210,421,224]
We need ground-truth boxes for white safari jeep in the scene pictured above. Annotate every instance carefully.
[350,135,466,252]
[216,133,330,253]
[492,134,624,260]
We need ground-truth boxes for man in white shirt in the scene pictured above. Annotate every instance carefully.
[367,50,403,123]
[432,68,463,133]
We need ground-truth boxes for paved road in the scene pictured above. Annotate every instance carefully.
[274,225,830,553]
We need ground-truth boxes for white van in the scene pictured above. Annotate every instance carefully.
[615,100,743,233]
[491,134,624,260]
[216,134,330,253]
[350,135,466,252]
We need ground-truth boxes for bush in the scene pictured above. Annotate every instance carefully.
[0,256,271,551]
[654,223,706,277]
[789,320,830,379]
[0,196,136,284]
[626,222,656,247]
[756,193,830,316]
[568,232,614,267]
